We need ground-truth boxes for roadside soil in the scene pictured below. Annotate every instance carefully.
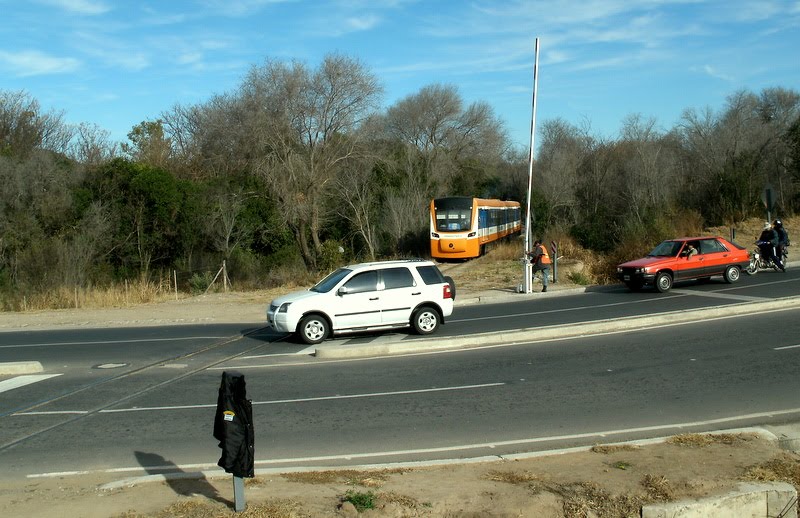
[2,222,799,517]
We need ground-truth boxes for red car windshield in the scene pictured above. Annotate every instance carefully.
[647,241,683,257]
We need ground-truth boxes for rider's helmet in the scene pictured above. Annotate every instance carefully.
[774,219,783,228]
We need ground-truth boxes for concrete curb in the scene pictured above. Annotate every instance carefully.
[642,481,797,518]
[315,296,800,359]
[0,361,44,375]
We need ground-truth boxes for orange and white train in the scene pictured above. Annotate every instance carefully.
[430,197,522,260]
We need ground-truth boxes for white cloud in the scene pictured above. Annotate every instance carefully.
[697,64,734,82]
[38,0,110,15]
[346,15,381,31]
[0,50,81,76]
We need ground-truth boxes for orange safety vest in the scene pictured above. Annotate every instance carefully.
[533,244,551,265]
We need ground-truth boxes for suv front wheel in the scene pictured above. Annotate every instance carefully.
[411,306,440,335]
[297,314,329,344]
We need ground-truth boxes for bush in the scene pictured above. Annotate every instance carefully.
[342,490,375,512]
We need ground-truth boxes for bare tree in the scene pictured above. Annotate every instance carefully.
[70,122,118,166]
[0,90,73,157]
[384,83,507,198]
[241,53,384,268]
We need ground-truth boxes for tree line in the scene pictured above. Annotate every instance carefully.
[1,53,799,306]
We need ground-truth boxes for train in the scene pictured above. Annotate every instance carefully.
[429,196,522,260]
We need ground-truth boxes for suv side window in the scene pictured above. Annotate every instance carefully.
[342,271,378,294]
[382,267,415,290]
[416,265,445,285]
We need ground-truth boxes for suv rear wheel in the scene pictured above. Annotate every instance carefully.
[298,314,328,344]
[411,306,440,335]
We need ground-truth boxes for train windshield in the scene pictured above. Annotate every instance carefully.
[434,198,472,232]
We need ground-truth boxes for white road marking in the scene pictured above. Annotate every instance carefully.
[670,289,766,301]
[14,382,506,416]
[775,344,800,350]
[0,374,62,394]
[0,336,229,349]
[27,406,800,480]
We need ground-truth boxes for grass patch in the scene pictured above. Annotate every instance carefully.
[742,453,800,488]
[341,490,375,512]
[667,433,752,447]
[484,470,541,485]
[591,444,640,454]
[114,498,309,517]
[282,468,407,488]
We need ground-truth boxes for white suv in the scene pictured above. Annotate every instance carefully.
[267,259,455,344]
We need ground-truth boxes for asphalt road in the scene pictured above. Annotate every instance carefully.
[1,271,799,480]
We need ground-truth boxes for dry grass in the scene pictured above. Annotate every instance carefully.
[742,453,800,488]
[7,280,180,312]
[281,468,409,488]
[666,433,755,447]
[590,444,641,454]
[114,498,310,518]
[485,468,676,517]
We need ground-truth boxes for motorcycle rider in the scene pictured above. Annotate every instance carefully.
[758,221,784,271]
[774,219,790,266]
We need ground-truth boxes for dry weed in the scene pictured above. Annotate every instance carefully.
[484,469,541,485]
[113,498,309,518]
[590,444,640,454]
[667,433,752,447]
[742,453,800,488]
[557,481,645,518]
[281,468,408,488]
[641,473,673,501]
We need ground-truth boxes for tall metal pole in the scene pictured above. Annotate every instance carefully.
[523,37,540,294]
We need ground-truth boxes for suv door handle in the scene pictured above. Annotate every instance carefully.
[412,292,421,295]
[370,297,379,301]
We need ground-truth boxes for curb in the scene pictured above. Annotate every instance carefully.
[315,296,800,359]
[0,361,44,375]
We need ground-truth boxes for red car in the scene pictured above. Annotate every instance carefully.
[616,236,750,292]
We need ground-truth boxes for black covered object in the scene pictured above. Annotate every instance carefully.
[213,371,254,477]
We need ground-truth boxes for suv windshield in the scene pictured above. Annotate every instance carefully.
[647,241,682,257]
[311,268,352,293]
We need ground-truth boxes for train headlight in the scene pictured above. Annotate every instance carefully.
[467,232,476,237]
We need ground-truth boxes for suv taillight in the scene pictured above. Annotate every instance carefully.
[443,284,452,299]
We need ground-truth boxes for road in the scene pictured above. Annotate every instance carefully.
[1,271,799,480]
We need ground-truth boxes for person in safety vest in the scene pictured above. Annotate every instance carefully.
[527,239,552,292]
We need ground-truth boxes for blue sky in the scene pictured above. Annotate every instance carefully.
[2,0,798,151]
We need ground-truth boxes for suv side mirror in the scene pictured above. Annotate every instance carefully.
[337,286,350,296]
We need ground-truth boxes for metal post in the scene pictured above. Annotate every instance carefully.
[522,37,540,294]
[233,475,246,512]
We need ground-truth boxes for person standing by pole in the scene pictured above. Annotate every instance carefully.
[528,239,551,292]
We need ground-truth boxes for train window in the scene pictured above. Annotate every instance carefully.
[436,209,471,231]
[382,267,415,289]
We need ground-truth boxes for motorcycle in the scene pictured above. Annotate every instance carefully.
[745,240,787,275]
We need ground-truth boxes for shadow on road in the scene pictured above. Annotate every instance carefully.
[134,451,231,506]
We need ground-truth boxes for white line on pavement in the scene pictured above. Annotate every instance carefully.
[26,406,800,480]
[0,374,62,394]
[14,382,506,415]
[0,336,229,349]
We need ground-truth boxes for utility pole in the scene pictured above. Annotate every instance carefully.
[522,37,540,294]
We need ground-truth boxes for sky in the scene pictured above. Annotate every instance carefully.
[1,0,799,151]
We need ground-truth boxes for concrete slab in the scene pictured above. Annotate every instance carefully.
[642,482,797,518]
[0,361,44,375]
